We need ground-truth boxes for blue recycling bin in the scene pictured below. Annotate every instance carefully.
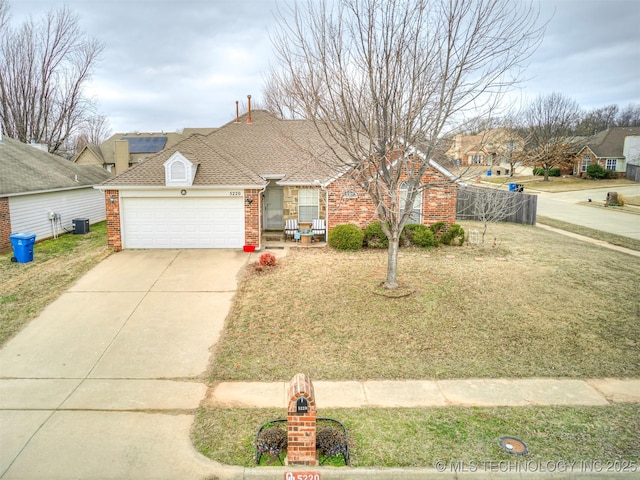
[486,170,492,176]
[10,233,36,263]
[509,182,516,192]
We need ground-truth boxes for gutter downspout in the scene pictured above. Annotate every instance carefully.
[321,181,329,242]
[257,184,267,251]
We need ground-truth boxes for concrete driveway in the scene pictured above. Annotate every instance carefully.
[535,184,640,240]
[0,249,249,479]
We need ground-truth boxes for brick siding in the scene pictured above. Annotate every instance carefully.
[244,189,261,246]
[0,197,11,253]
[104,190,122,252]
[287,373,317,466]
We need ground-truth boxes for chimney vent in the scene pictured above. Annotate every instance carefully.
[235,101,240,123]
[247,95,252,124]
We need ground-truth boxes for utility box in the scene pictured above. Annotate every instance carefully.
[72,218,89,234]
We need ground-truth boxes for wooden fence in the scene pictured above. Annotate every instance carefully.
[456,186,538,225]
[626,163,640,183]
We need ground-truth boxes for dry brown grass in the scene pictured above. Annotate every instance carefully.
[209,221,640,381]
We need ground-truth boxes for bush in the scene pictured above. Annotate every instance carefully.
[401,224,435,248]
[533,167,560,176]
[440,223,465,246]
[328,224,364,251]
[604,169,619,179]
[587,163,606,179]
[258,253,277,267]
[364,221,389,248]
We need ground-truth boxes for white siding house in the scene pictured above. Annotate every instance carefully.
[0,136,112,252]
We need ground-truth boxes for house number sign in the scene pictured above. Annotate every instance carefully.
[295,397,309,414]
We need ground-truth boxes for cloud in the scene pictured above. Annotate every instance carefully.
[6,0,640,133]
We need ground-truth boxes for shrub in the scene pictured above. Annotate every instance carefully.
[256,426,287,457]
[440,223,465,246]
[364,221,389,248]
[533,167,560,176]
[401,224,435,248]
[328,224,364,251]
[258,253,277,267]
[587,163,606,179]
[604,168,619,179]
[429,222,447,245]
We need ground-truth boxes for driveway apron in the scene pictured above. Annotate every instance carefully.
[0,249,249,479]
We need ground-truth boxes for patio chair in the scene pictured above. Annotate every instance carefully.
[312,218,326,241]
[284,219,299,241]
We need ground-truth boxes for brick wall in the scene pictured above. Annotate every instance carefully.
[0,197,11,253]
[287,373,317,466]
[104,190,122,251]
[326,169,458,232]
[244,189,261,246]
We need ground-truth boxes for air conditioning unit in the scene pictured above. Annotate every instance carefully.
[72,218,89,234]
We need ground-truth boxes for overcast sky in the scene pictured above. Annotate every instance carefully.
[6,0,640,134]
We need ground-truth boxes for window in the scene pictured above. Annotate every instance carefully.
[400,182,422,224]
[606,159,617,170]
[298,188,319,222]
[581,154,591,172]
[470,155,483,164]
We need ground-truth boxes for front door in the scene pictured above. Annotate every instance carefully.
[264,186,283,229]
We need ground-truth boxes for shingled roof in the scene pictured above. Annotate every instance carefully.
[583,126,640,158]
[101,134,267,187]
[101,110,351,188]
[0,136,112,196]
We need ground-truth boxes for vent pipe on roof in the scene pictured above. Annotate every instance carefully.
[247,94,252,124]
[235,100,240,123]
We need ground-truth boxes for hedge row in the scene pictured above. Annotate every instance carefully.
[328,221,465,251]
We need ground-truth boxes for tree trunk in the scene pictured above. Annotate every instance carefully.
[385,237,400,289]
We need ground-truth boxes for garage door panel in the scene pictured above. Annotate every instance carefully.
[122,197,244,249]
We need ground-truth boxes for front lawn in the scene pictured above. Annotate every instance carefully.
[208,221,640,381]
[0,222,111,346]
[192,405,640,467]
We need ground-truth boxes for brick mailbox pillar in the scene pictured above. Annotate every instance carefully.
[287,373,317,465]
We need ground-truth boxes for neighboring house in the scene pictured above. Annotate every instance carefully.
[74,128,216,175]
[446,128,524,168]
[574,127,640,176]
[98,110,458,251]
[0,135,112,252]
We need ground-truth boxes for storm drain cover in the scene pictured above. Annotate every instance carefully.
[499,436,528,455]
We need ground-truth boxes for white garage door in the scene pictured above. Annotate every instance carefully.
[122,197,244,248]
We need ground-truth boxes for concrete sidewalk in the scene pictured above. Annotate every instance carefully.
[205,378,640,409]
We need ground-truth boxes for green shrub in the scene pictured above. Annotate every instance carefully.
[328,224,364,251]
[429,222,447,246]
[587,163,606,179]
[364,221,389,248]
[604,168,619,179]
[440,223,465,246]
[533,167,560,176]
[401,224,435,248]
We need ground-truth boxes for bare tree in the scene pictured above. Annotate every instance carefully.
[457,185,528,243]
[70,113,112,154]
[522,92,582,181]
[266,0,544,288]
[0,4,103,154]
